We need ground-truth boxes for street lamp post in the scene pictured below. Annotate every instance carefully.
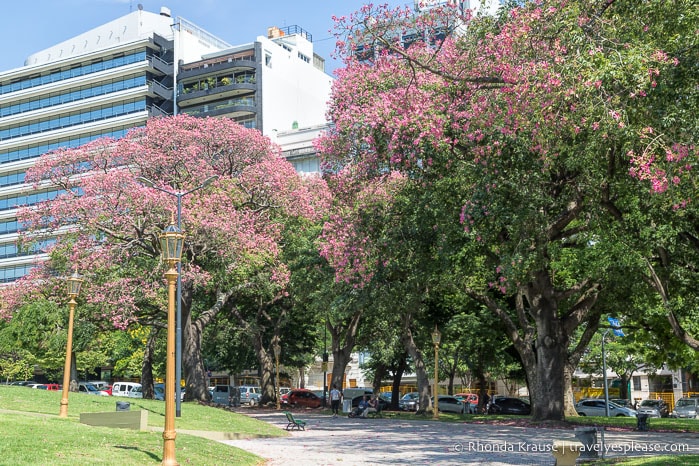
[137,175,218,416]
[602,329,611,417]
[322,317,328,408]
[59,269,84,418]
[273,341,281,410]
[431,325,441,420]
[160,217,185,466]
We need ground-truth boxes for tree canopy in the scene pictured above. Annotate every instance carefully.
[320,0,697,420]
[2,114,330,399]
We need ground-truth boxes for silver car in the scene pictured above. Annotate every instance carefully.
[637,399,669,418]
[671,397,699,419]
[238,385,261,406]
[432,395,465,414]
[575,398,637,417]
[399,392,420,411]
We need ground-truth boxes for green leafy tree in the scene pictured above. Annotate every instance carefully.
[0,351,35,383]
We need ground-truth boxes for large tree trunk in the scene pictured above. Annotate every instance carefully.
[618,374,629,400]
[141,327,159,399]
[563,364,579,417]
[298,366,305,388]
[400,314,431,415]
[372,362,387,394]
[446,349,459,395]
[182,287,227,402]
[252,334,275,405]
[390,356,407,410]
[476,370,488,413]
[331,347,352,391]
[328,311,362,390]
[528,305,568,421]
[471,270,599,421]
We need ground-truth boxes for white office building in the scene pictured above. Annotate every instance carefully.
[0,7,332,283]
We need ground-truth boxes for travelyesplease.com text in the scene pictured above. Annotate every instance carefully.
[452,441,690,455]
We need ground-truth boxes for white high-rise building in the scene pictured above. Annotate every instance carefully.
[0,7,332,283]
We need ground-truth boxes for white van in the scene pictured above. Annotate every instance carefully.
[112,382,141,397]
[212,385,240,407]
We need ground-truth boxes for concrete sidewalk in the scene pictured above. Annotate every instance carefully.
[223,411,699,465]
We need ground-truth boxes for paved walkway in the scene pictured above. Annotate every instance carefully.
[223,411,699,465]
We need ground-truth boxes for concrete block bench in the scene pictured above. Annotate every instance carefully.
[552,439,583,466]
[79,410,148,430]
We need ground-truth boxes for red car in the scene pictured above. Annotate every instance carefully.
[281,388,322,408]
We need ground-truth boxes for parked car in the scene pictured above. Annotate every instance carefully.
[575,398,636,417]
[111,382,141,397]
[78,382,110,396]
[637,399,669,418]
[27,383,48,389]
[281,388,322,408]
[488,397,532,415]
[88,380,109,390]
[44,383,61,391]
[433,395,466,414]
[128,385,143,398]
[238,385,262,406]
[671,397,699,419]
[279,387,291,396]
[610,398,633,408]
[210,384,240,406]
[88,381,111,396]
[399,392,420,411]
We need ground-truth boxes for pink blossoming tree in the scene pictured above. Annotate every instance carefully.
[321,0,696,420]
[3,115,330,400]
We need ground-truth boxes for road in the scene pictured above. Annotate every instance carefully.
[222,411,699,465]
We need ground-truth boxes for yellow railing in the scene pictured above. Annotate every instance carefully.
[574,387,620,401]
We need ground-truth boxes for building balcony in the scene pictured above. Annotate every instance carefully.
[177,82,255,106]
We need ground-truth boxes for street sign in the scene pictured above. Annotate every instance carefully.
[607,317,625,337]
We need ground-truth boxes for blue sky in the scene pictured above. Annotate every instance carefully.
[0,1,407,76]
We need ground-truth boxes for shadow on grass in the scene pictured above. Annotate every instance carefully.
[114,445,160,462]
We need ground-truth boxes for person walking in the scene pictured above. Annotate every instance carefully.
[330,384,342,418]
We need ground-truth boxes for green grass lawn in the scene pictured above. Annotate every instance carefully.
[591,455,699,465]
[565,414,699,433]
[0,385,287,465]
